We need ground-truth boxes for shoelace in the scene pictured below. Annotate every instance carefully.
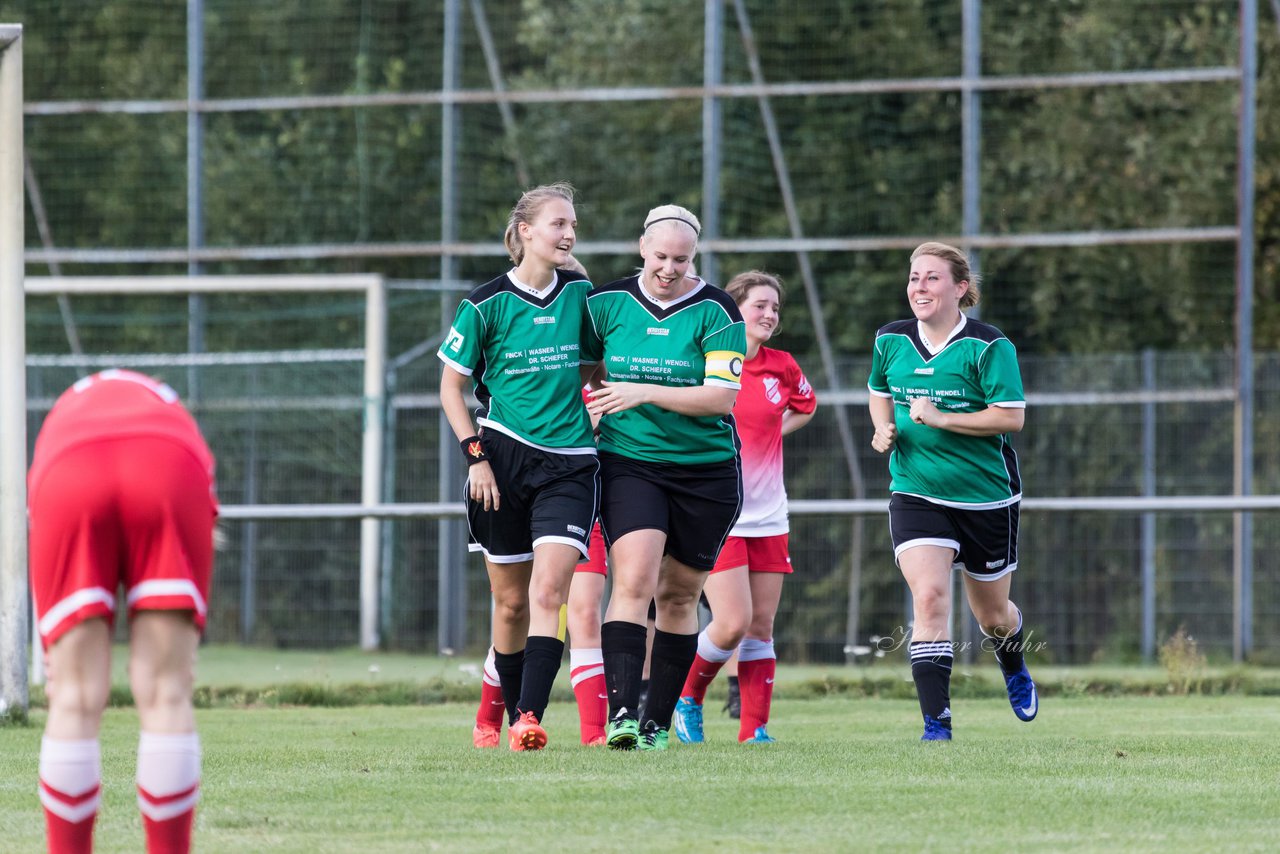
[1007,672,1033,705]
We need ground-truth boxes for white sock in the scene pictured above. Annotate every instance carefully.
[697,630,736,663]
[136,731,201,821]
[483,646,501,688]
[738,637,776,662]
[39,736,101,823]
[569,647,604,685]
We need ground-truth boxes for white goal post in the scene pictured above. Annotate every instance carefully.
[0,24,25,719]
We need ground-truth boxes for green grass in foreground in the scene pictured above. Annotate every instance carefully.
[1,696,1278,853]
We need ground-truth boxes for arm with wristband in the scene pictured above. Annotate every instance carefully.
[439,364,500,511]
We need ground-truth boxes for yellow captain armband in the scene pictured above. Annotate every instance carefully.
[705,350,745,384]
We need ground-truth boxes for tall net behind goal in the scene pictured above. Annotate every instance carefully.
[23,275,395,653]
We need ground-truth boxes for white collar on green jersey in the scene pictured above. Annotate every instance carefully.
[639,276,705,309]
[506,268,558,298]
[917,313,968,356]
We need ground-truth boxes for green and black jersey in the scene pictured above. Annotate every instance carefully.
[867,315,1024,508]
[438,268,596,452]
[583,276,746,465]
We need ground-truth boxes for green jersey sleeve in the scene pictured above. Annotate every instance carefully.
[979,338,1025,406]
[702,321,747,389]
[437,300,485,376]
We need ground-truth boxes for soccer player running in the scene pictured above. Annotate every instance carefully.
[672,271,816,745]
[439,183,599,751]
[867,242,1038,741]
[584,205,746,751]
[31,369,217,854]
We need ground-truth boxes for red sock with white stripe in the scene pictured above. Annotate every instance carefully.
[679,631,735,704]
[737,637,777,741]
[569,647,607,743]
[40,736,101,854]
[476,646,505,731]
[136,731,201,854]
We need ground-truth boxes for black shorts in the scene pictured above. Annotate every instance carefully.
[888,493,1019,580]
[466,428,599,563]
[597,451,742,572]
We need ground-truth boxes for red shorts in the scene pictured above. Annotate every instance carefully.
[576,522,607,576]
[29,437,217,649]
[710,533,792,574]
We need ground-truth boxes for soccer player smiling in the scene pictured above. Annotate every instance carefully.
[584,205,746,751]
[868,242,1039,741]
[438,183,600,752]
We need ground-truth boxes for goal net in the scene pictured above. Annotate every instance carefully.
[13,276,392,688]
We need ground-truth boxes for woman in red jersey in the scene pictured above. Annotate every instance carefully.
[672,271,817,744]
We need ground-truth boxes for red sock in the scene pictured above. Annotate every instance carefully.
[43,801,98,854]
[681,653,728,704]
[136,732,200,854]
[570,648,607,743]
[738,647,776,741]
[477,680,505,729]
[476,647,505,730]
[141,809,195,854]
[40,736,101,854]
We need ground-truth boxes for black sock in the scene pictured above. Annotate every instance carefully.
[645,629,699,729]
[493,648,525,726]
[602,620,647,720]
[909,640,954,729]
[991,612,1026,676]
[517,635,564,722]
[725,675,741,717]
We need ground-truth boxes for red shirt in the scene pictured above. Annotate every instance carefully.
[30,369,217,505]
[731,347,815,536]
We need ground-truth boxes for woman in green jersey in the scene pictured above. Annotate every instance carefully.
[867,241,1038,741]
[583,204,747,750]
[438,183,599,751]
[469,255,613,749]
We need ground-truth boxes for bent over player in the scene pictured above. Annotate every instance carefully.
[31,369,217,853]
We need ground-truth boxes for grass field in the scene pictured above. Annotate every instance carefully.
[2,648,1278,852]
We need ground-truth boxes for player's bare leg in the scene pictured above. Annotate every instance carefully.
[675,564,749,743]
[508,542,578,750]
[900,546,956,741]
[965,574,1038,722]
[738,571,784,743]
[41,619,111,853]
[601,530,664,749]
[130,611,202,854]
[567,572,608,744]
[486,560,532,729]
[642,558,708,750]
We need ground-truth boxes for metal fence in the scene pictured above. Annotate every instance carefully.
[26,347,1277,665]
[9,1,1271,665]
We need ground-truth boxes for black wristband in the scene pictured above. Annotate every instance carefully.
[460,435,489,465]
